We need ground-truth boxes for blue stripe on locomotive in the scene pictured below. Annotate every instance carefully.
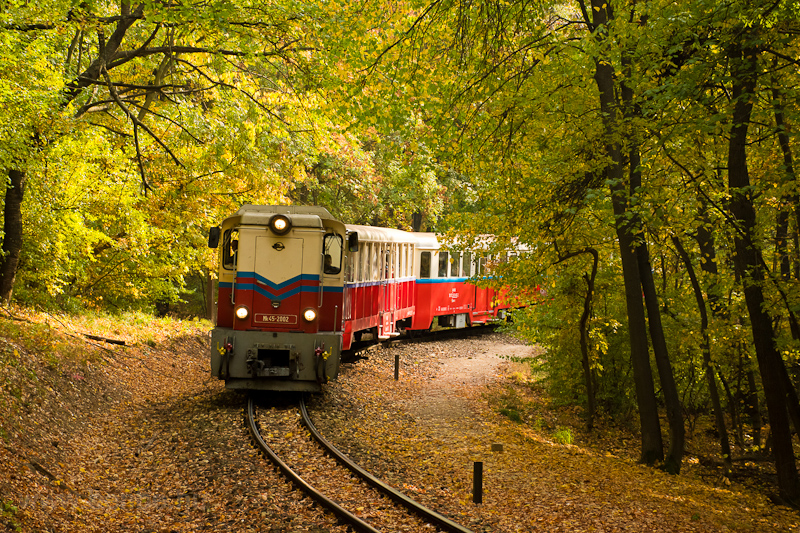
[220,272,343,300]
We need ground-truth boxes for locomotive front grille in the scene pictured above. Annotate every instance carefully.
[246,343,298,377]
[257,348,291,368]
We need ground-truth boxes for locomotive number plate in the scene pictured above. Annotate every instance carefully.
[254,314,298,325]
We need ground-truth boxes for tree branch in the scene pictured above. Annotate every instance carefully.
[101,63,184,192]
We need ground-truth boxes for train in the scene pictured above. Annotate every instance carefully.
[207,204,522,392]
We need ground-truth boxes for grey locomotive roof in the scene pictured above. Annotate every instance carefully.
[236,204,332,229]
[237,204,334,219]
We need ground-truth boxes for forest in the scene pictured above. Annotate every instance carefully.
[2,0,800,508]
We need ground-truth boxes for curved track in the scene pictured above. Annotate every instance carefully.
[246,396,475,533]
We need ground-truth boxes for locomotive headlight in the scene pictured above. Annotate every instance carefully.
[269,214,292,235]
[235,305,250,320]
[302,308,317,322]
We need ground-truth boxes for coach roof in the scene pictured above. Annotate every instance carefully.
[346,224,420,244]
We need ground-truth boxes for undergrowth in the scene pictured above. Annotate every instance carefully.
[1,500,22,532]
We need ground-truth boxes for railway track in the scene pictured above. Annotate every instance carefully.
[246,396,475,533]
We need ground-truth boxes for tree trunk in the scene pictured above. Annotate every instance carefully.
[769,86,800,442]
[696,202,726,317]
[771,84,797,281]
[610,185,663,464]
[558,248,599,430]
[579,270,598,430]
[0,169,27,303]
[630,142,684,473]
[745,364,762,451]
[695,201,759,450]
[727,42,800,506]
[673,235,732,473]
[412,212,423,232]
[584,5,663,461]
[638,242,684,472]
[592,49,663,463]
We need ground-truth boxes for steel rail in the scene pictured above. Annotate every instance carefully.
[246,397,381,533]
[300,398,476,533]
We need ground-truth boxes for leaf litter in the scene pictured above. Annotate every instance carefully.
[0,309,797,532]
[308,333,800,533]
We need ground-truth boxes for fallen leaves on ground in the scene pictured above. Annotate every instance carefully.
[309,334,800,532]
[1,309,798,532]
[0,309,344,533]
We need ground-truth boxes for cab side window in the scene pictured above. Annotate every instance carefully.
[323,233,343,275]
[222,229,239,270]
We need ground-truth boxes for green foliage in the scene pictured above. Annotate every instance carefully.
[511,281,637,421]
[0,0,368,313]
[499,406,523,423]
[0,500,21,532]
[552,427,574,446]
[3,3,800,492]
[0,0,470,314]
[332,1,800,484]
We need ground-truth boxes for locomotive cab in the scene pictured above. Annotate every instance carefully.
[209,205,345,392]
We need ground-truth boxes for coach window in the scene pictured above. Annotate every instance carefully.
[375,247,379,281]
[222,229,239,270]
[438,252,448,278]
[364,243,371,281]
[463,252,472,277]
[344,255,352,282]
[323,233,343,275]
[420,251,431,279]
[372,244,380,281]
[450,251,460,277]
[361,243,369,281]
[349,250,357,282]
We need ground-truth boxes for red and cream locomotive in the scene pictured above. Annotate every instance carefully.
[208,204,518,392]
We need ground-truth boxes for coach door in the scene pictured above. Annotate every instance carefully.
[474,256,490,319]
[378,245,387,331]
[379,244,397,338]
[253,236,304,326]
